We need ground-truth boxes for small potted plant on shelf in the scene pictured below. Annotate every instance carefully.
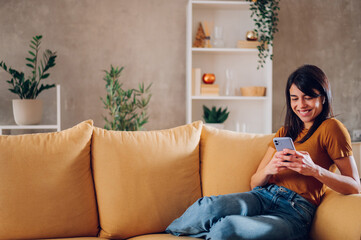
[0,35,57,125]
[202,105,230,129]
[101,65,152,131]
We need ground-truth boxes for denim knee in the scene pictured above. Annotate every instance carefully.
[206,216,240,240]
[198,192,260,217]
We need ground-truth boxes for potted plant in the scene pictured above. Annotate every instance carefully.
[247,0,280,69]
[101,65,152,131]
[202,105,230,129]
[0,35,57,125]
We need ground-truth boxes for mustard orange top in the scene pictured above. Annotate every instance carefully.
[268,118,352,206]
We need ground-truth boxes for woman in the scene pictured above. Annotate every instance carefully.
[166,65,361,240]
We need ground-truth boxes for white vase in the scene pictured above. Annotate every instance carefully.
[12,99,43,125]
[204,123,225,129]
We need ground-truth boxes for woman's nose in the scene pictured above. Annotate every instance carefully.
[300,99,307,107]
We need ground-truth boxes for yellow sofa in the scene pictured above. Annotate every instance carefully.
[0,120,360,240]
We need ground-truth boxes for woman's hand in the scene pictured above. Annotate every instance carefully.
[263,150,290,175]
[279,149,319,177]
[280,149,361,194]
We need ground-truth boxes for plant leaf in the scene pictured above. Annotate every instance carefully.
[26,57,35,63]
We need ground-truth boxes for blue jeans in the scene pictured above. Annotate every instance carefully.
[166,184,316,240]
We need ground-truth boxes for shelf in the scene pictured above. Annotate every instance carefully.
[192,96,267,100]
[0,125,59,129]
[192,1,250,10]
[0,85,61,135]
[0,125,60,135]
[187,0,272,133]
[192,47,257,53]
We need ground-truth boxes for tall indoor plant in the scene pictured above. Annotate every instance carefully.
[101,65,152,131]
[0,35,57,125]
[247,0,280,69]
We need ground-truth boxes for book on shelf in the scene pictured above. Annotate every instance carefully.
[237,40,268,49]
[192,68,201,96]
[201,84,219,96]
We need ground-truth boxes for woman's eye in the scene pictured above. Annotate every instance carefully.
[305,97,313,100]
[291,98,298,101]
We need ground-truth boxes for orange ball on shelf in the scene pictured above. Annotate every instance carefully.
[202,73,215,84]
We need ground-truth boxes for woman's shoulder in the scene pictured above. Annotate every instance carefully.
[274,126,286,137]
[318,118,352,158]
[320,118,347,131]
[319,118,350,140]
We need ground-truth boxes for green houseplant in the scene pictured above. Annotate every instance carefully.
[247,0,280,69]
[0,35,57,125]
[101,65,152,131]
[0,35,57,99]
[202,105,229,129]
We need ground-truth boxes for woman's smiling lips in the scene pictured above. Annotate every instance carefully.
[298,109,312,117]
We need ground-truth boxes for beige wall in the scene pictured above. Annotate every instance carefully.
[273,0,361,133]
[0,0,188,131]
[0,0,360,134]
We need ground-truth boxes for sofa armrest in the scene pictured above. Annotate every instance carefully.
[310,189,361,240]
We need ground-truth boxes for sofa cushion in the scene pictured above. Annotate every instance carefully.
[0,120,99,240]
[200,126,273,196]
[310,188,361,240]
[92,121,203,239]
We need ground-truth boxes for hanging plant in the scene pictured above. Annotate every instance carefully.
[247,0,280,69]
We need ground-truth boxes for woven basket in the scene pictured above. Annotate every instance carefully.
[240,86,266,96]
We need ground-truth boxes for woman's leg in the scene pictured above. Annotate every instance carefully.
[205,185,316,240]
[166,191,263,237]
[206,215,296,240]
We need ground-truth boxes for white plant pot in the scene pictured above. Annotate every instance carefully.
[12,99,43,125]
[204,123,225,129]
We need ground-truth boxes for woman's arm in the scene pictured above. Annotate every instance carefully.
[281,149,361,194]
[250,146,285,189]
[317,155,361,194]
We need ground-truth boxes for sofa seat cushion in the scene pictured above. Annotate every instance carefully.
[92,121,203,239]
[128,233,196,239]
[0,120,99,240]
[200,126,273,196]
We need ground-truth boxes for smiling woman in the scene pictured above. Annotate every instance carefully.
[289,85,323,129]
[166,65,361,240]
[284,65,334,142]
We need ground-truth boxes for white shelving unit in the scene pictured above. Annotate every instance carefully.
[0,85,61,135]
[186,0,272,133]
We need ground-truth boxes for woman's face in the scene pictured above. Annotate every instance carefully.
[289,84,323,129]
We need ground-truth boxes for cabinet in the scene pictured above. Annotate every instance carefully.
[186,0,272,134]
[0,85,61,135]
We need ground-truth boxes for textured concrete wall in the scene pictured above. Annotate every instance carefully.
[273,0,361,135]
[0,0,360,134]
[0,0,188,131]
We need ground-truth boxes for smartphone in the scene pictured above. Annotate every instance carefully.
[273,137,295,152]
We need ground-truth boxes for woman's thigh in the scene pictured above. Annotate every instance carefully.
[198,191,265,217]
